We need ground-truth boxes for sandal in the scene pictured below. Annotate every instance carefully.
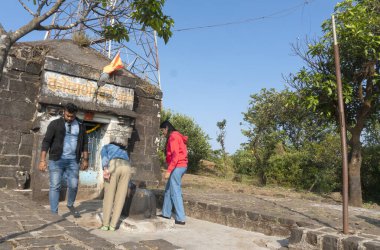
[109,226,116,231]
[99,225,109,231]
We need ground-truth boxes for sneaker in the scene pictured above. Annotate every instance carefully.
[109,226,116,231]
[175,220,185,225]
[99,225,109,231]
[67,206,81,218]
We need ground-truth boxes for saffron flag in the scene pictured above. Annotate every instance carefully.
[103,52,124,74]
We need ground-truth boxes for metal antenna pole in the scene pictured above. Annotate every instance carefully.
[154,31,161,89]
[332,15,349,234]
[44,0,161,86]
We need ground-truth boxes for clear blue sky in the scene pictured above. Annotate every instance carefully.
[158,0,340,153]
[0,0,340,153]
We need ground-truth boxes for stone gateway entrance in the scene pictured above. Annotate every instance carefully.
[0,40,162,202]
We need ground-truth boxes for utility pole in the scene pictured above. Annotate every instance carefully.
[332,15,349,234]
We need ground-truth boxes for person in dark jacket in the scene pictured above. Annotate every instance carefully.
[160,120,188,225]
[39,103,89,217]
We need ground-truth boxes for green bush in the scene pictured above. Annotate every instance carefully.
[231,149,256,176]
[266,151,305,187]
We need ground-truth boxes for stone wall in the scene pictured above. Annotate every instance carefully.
[0,62,41,188]
[129,85,162,186]
[153,190,292,237]
[288,225,380,250]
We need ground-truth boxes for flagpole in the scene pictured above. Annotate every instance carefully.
[332,15,349,235]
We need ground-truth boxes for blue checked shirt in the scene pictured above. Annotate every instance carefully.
[100,143,129,169]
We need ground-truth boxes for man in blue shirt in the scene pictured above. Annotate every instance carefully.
[100,139,132,231]
[39,103,89,218]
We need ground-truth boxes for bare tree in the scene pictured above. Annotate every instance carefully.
[0,0,173,81]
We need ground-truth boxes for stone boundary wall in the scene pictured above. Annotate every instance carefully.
[153,190,293,237]
[153,190,380,250]
[288,226,380,250]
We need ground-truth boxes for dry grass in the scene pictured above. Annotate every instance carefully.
[157,168,380,209]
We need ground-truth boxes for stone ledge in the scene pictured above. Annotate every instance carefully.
[153,189,293,237]
[153,189,380,250]
[288,226,380,250]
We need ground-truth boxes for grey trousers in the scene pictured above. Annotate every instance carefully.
[102,159,132,228]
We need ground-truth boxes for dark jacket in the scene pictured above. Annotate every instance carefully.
[41,117,88,163]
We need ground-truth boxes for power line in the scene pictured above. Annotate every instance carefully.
[174,0,313,32]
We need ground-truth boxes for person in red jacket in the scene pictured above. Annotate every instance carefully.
[160,120,188,225]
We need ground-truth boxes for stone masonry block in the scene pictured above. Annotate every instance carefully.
[20,73,40,83]
[18,144,33,155]
[245,220,260,232]
[278,217,296,226]
[215,214,227,225]
[322,235,339,250]
[0,177,17,188]
[0,76,9,90]
[25,84,39,99]
[289,227,305,244]
[255,222,273,236]
[271,225,291,237]
[2,143,19,155]
[137,105,158,115]
[9,79,26,93]
[197,202,207,210]
[8,57,26,71]
[0,155,19,165]
[247,211,260,221]
[261,214,278,223]
[0,116,31,132]
[205,210,218,222]
[19,156,32,168]
[220,206,233,215]
[0,100,35,120]
[4,90,26,101]
[363,241,380,250]
[342,236,364,250]
[21,134,34,145]
[24,61,42,74]
[187,207,202,219]
[0,166,21,177]
[186,199,196,208]
[207,204,220,213]
[306,231,323,246]
[233,209,246,219]
[142,163,152,171]
[0,130,21,144]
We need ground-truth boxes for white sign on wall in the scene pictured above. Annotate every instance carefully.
[42,71,134,110]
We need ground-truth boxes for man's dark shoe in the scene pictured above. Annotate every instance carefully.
[67,206,81,218]
[158,214,171,219]
[175,220,185,225]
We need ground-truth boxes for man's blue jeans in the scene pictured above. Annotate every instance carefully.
[48,158,79,213]
[162,167,187,222]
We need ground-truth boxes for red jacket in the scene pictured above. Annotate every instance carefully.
[166,131,188,173]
